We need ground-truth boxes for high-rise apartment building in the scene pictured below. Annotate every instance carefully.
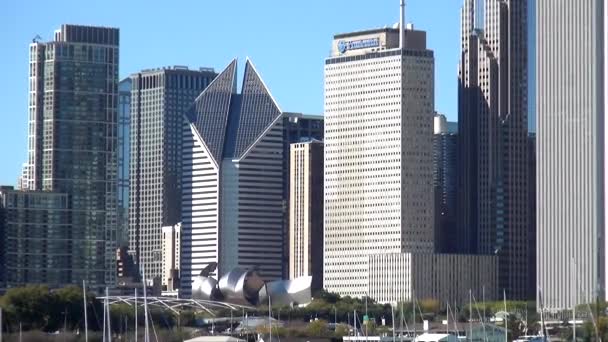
[289,140,324,291]
[0,186,71,287]
[27,25,119,287]
[118,78,131,247]
[129,66,216,282]
[180,59,285,296]
[433,114,458,253]
[458,0,531,299]
[323,12,435,296]
[537,0,607,310]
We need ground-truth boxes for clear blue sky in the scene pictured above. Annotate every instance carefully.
[0,0,462,185]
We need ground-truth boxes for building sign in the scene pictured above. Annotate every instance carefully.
[337,37,380,54]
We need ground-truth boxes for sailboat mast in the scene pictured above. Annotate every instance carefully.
[268,293,272,342]
[413,289,416,339]
[392,304,396,342]
[135,288,138,342]
[106,287,112,342]
[469,290,472,342]
[83,280,88,342]
[504,290,508,342]
[572,258,576,342]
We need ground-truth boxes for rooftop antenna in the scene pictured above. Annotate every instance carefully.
[32,35,42,43]
[399,0,406,49]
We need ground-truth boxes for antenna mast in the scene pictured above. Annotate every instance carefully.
[400,0,406,49]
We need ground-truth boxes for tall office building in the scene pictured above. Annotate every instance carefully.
[323,8,435,296]
[0,186,72,287]
[129,66,216,282]
[180,59,285,296]
[537,0,607,310]
[118,78,131,247]
[282,112,324,278]
[458,0,531,299]
[27,25,119,287]
[289,140,324,291]
[433,114,458,253]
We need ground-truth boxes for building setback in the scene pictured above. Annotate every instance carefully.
[368,253,498,306]
[323,21,435,297]
[180,59,285,296]
[536,0,607,311]
[289,140,324,291]
[129,66,216,282]
[27,25,119,288]
[0,186,71,287]
[458,0,531,300]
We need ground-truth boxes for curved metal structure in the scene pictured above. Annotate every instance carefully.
[218,268,265,306]
[192,275,222,301]
[190,265,313,307]
[99,296,251,316]
[259,276,312,306]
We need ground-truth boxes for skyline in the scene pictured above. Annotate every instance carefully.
[0,0,461,185]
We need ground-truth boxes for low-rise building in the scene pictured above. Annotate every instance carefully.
[368,253,498,306]
[0,186,72,288]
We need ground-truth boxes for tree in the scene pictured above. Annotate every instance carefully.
[334,324,350,337]
[0,285,54,330]
[307,319,329,337]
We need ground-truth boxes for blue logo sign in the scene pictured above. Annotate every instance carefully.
[337,37,380,54]
[337,41,348,54]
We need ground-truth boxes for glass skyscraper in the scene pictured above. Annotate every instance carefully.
[129,66,217,283]
[27,24,120,288]
[118,78,131,247]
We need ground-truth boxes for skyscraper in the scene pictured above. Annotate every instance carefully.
[28,25,119,287]
[289,140,324,291]
[118,78,131,247]
[282,112,324,278]
[129,66,216,282]
[323,8,435,297]
[180,59,285,296]
[458,0,531,299]
[433,113,458,253]
[537,0,607,310]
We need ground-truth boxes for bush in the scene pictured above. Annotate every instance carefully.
[307,319,329,337]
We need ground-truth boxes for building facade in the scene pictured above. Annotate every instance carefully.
[324,23,435,297]
[118,78,131,247]
[368,253,498,306]
[0,186,72,287]
[161,223,181,292]
[283,112,324,279]
[458,0,531,299]
[433,114,458,253]
[180,59,285,296]
[27,25,119,287]
[536,0,607,310]
[289,140,324,291]
[129,66,216,282]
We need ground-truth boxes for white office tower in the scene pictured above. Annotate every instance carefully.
[180,59,284,296]
[537,0,607,311]
[323,10,435,296]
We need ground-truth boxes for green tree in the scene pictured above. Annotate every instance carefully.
[0,285,54,330]
[307,319,329,337]
[334,324,350,337]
